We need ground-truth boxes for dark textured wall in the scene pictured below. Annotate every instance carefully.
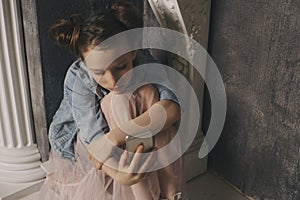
[36,0,144,127]
[205,0,300,199]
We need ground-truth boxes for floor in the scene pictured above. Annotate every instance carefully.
[186,171,252,200]
[20,171,252,200]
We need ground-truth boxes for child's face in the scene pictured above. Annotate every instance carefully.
[83,49,137,91]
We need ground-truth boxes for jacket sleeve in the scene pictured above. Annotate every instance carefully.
[48,64,109,160]
[64,66,109,144]
[48,95,78,160]
[153,83,180,106]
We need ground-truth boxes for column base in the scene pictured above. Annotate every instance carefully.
[0,145,45,183]
[0,179,44,200]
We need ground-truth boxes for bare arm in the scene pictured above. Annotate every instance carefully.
[106,100,181,146]
[88,99,180,169]
[100,145,155,186]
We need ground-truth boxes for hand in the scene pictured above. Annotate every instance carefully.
[102,145,157,185]
[88,151,103,170]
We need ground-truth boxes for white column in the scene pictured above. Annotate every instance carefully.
[0,0,45,183]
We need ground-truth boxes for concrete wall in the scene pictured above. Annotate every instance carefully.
[205,0,300,199]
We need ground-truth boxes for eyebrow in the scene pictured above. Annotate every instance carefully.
[88,58,127,71]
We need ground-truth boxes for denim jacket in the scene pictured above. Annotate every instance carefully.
[48,49,179,161]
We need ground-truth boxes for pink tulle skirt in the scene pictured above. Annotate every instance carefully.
[40,84,185,200]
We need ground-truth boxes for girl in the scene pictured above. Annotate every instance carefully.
[41,1,186,200]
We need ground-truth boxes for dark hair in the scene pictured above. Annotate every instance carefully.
[49,1,142,59]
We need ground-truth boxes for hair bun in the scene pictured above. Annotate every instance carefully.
[110,1,143,29]
[49,14,83,56]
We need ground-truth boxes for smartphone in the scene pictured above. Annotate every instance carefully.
[125,131,154,152]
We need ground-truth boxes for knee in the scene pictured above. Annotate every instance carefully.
[134,84,159,112]
[136,84,159,100]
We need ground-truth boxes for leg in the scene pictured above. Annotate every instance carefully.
[100,84,184,199]
[100,84,160,200]
[133,86,184,199]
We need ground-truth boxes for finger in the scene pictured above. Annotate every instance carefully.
[97,161,103,169]
[119,150,128,169]
[93,160,100,169]
[88,149,105,170]
[91,158,103,170]
[128,145,144,172]
[135,145,144,153]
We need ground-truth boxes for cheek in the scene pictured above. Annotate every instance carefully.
[96,77,107,89]
[91,74,102,84]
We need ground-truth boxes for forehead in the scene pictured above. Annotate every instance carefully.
[84,48,129,71]
[84,37,131,70]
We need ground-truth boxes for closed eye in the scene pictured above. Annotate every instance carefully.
[94,71,104,75]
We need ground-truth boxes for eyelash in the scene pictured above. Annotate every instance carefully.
[94,71,103,75]
[93,64,126,75]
